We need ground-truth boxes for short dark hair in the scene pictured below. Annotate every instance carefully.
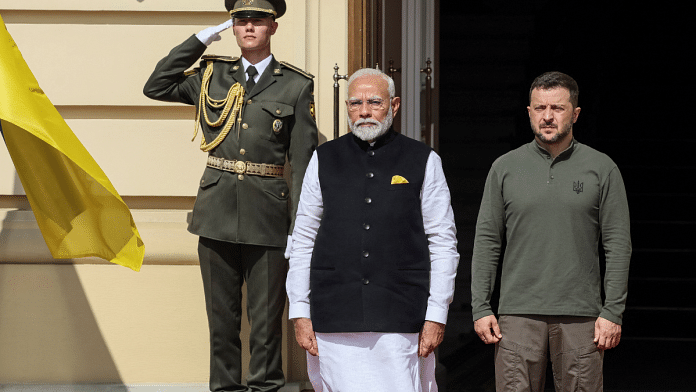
[529,71,579,108]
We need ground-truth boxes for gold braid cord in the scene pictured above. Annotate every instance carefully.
[192,61,245,152]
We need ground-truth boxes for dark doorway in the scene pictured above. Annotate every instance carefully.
[438,3,696,391]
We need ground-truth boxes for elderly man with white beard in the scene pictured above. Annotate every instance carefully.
[285,68,459,392]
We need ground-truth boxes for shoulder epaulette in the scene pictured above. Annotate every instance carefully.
[279,61,314,79]
[201,54,240,62]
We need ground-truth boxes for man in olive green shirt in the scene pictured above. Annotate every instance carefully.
[471,72,631,391]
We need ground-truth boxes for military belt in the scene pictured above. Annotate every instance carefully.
[206,156,284,177]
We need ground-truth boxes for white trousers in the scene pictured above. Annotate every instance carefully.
[307,332,437,392]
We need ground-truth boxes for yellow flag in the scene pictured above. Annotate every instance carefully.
[0,16,144,271]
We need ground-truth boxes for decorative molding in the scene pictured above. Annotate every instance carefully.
[0,209,198,264]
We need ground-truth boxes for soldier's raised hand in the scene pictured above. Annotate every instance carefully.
[195,19,234,46]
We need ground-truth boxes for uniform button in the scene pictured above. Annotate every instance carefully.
[362,251,369,258]
[201,179,205,185]
[240,148,246,155]
[242,123,249,129]
[362,278,369,285]
[363,223,370,230]
[368,151,375,157]
[276,109,282,115]
[365,197,372,204]
[366,172,374,178]
[238,174,244,180]
[281,192,286,197]
[247,99,253,104]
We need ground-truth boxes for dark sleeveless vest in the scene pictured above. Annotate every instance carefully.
[310,130,432,333]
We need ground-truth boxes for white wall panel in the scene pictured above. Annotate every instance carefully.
[0,263,208,383]
[0,210,198,263]
[1,118,206,196]
[7,24,231,106]
[0,0,347,385]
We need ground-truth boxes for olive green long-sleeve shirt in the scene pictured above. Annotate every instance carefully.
[471,139,631,325]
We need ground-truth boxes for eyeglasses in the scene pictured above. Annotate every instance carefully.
[347,98,389,111]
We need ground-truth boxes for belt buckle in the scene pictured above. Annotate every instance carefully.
[233,160,247,174]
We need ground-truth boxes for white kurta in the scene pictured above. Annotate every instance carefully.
[287,149,459,392]
[309,332,437,392]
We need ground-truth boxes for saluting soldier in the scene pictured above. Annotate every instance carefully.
[143,1,318,391]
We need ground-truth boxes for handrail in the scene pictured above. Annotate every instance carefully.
[420,58,433,149]
[333,64,348,140]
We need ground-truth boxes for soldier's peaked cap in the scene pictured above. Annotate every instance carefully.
[226,0,286,19]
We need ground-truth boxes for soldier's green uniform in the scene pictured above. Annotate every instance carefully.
[144,36,317,246]
[143,1,317,390]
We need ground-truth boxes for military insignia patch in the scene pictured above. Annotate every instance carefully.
[310,101,316,122]
[273,119,283,134]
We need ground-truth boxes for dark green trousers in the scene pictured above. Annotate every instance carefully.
[198,237,286,392]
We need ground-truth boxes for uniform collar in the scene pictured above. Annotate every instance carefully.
[241,54,273,83]
[233,55,279,98]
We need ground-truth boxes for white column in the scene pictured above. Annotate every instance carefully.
[400,0,436,145]
[400,0,423,142]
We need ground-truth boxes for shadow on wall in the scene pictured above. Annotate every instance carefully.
[0,171,124,386]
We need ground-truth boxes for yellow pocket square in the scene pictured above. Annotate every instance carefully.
[391,175,409,184]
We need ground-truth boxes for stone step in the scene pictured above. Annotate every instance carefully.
[622,307,696,340]
[621,165,696,194]
[440,115,518,143]
[439,63,528,91]
[439,90,523,117]
[443,336,696,390]
[629,193,696,221]
[440,14,536,38]
[628,277,695,308]
[597,139,696,167]
[603,339,696,390]
[440,143,514,172]
[630,221,696,250]
[440,37,532,64]
[630,249,695,278]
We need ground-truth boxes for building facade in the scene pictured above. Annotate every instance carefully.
[0,0,347,388]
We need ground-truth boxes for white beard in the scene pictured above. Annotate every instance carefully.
[349,107,393,142]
